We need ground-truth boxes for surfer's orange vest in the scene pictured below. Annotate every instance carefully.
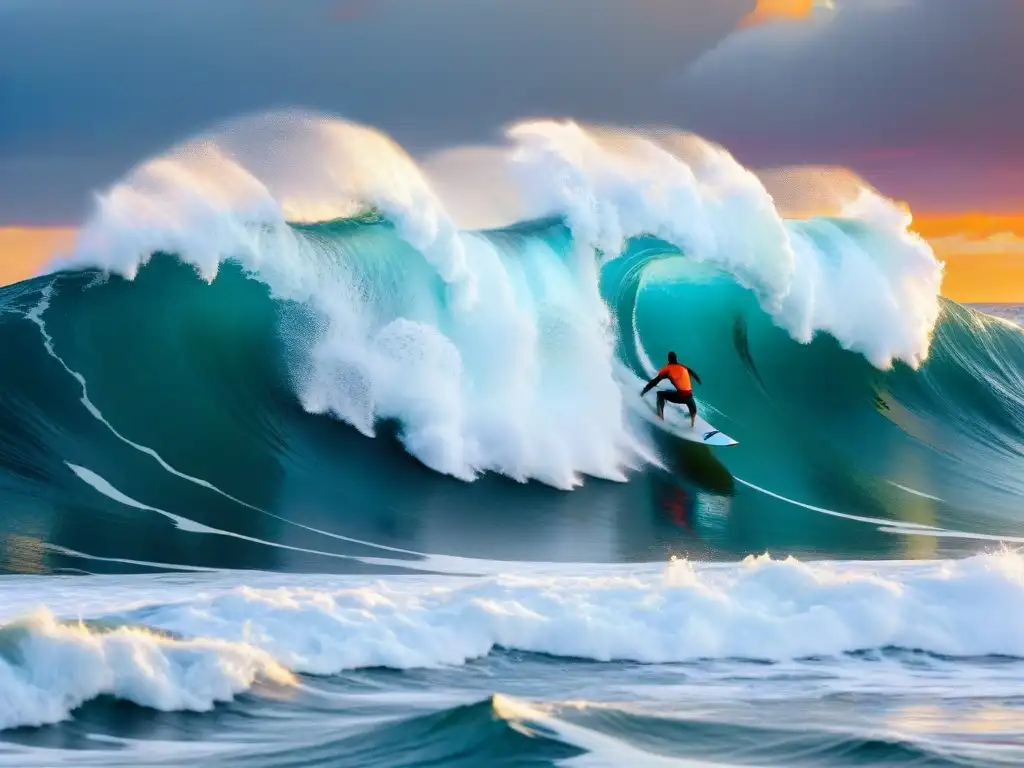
[659,363,691,392]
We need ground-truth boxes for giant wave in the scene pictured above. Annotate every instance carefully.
[42,111,945,486]
[0,109,1022,565]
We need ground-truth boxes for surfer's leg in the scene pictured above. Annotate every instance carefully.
[657,390,683,420]
[682,393,697,427]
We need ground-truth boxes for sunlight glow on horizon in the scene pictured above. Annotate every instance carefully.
[739,0,834,27]
[0,227,75,286]
[912,213,1024,303]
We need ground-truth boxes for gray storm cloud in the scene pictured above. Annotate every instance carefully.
[0,0,740,223]
[674,0,1024,158]
[0,0,1020,223]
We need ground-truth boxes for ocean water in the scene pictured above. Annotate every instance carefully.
[2,112,1024,766]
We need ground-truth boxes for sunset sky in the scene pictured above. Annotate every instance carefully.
[1,0,1021,301]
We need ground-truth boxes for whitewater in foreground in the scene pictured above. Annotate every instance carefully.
[3,552,1024,766]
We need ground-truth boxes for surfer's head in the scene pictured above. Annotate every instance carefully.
[667,351,678,364]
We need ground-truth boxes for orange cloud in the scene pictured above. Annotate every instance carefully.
[910,213,1024,241]
[0,227,76,286]
[913,213,1024,303]
[935,251,1024,304]
[740,0,820,27]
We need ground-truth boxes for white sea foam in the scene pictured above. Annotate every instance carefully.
[505,121,942,369]
[123,552,1024,668]
[0,609,292,731]
[2,551,1023,731]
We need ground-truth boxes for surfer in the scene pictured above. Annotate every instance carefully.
[640,352,702,426]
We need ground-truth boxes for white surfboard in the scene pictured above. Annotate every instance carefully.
[632,394,738,447]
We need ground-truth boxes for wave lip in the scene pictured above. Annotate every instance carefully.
[506,120,943,369]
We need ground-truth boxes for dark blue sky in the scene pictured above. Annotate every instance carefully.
[1,0,1021,224]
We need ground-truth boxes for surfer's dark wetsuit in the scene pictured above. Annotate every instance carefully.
[640,351,702,425]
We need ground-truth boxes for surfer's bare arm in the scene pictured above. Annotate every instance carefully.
[686,367,702,385]
[641,373,666,396]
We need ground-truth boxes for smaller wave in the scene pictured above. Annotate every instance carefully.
[0,609,293,731]
[493,694,727,767]
[971,304,1024,329]
[3,551,1024,733]
[493,693,972,767]
[3,559,1019,692]
[114,552,1024,670]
